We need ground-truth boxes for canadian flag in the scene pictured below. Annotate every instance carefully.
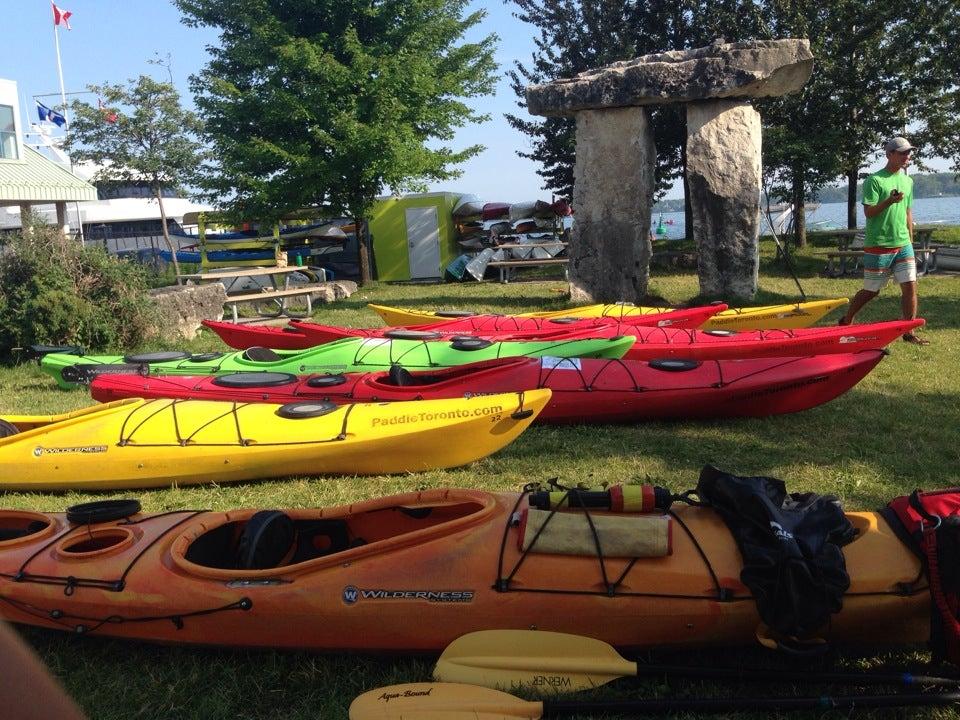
[52,3,73,30]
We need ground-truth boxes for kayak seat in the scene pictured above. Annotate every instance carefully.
[243,346,282,363]
[236,511,297,570]
[0,520,47,542]
[237,514,356,569]
[383,365,449,387]
[388,364,418,387]
[185,516,358,571]
[0,419,19,438]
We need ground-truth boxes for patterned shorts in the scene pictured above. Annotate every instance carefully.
[863,245,916,292]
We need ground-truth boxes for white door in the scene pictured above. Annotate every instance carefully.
[406,206,441,279]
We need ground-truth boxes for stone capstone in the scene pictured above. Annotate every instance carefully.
[568,107,655,303]
[147,283,228,341]
[527,39,813,116]
[686,100,762,299]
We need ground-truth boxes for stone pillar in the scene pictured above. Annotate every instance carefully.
[686,100,762,300]
[526,40,813,303]
[569,107,655,303]
[55,202,70,237]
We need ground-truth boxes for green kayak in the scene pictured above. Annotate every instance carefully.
[39,335,636,390]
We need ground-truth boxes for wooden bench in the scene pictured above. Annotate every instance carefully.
[487,258,569,283]
[816,248,937,278]
[810,226,939,278]
[223,285,325,323]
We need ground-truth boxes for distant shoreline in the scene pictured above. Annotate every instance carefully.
[654,172,960,213]
[646,195,960,237]
[654,193,960,214]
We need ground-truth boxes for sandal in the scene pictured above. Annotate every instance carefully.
[903,333,930,346]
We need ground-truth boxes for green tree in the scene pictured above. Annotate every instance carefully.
[507,0,767,236]
[907,1,960,178]
[763,0,960,231]
[65,76,204,281]
[177,0,498,284]
[756,3,846,247]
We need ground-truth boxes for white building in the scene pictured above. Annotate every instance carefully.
[0,77,211,254]
[0,78,97,229]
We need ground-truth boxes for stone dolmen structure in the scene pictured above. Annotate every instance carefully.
[526,40,813,301]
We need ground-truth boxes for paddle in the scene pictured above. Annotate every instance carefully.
[434,630,959,693]
[349,681,960,719]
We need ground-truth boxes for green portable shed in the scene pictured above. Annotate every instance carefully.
[368,192,463,281]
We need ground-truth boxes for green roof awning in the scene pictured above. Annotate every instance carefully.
[0,145,97,203]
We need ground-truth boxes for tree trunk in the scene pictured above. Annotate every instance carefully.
[792,169,806,249]
[846,169,859,228]
[682,144,693,241]
[794,197,806,249]
[155,190,182,284]
[355,216,371,285]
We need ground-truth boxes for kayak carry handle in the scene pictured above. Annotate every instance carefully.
[21,344,85,362]
[528,485,674,513]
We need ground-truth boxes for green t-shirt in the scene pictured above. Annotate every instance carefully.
[863,169,912,248]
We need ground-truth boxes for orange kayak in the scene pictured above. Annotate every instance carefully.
[0,486,927,652]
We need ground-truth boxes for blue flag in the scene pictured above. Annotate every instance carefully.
[36,101,67,128]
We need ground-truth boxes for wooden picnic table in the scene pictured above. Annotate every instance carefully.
[176,265,307,293]
[177,265,326,322]
[811,225,938,278]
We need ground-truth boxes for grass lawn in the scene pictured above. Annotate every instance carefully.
[1,242,959,719]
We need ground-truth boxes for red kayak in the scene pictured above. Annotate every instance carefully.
[202,305,727,351]
[89,351,885,423]
[617,318,923,361]
[200,319,607,350]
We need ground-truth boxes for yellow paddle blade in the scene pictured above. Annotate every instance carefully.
[434,630,636,693]
[348,682,543,720]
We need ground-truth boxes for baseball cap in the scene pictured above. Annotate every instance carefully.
[883,136,915,153]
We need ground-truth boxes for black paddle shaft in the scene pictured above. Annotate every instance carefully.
[544,691,960,716]
[637,663,960,688]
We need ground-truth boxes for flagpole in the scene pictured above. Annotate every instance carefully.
[52,17,85,242]
[53,26,67,123]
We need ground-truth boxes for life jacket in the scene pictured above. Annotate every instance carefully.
[881,489,960,665]
[695,465,856,642]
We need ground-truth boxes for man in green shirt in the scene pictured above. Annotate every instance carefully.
[839,136,928,344]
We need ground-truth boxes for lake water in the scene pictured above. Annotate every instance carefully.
[650,196,960,240]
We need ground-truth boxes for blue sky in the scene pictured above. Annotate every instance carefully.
[1,1,949,204]
[1,0,557,201]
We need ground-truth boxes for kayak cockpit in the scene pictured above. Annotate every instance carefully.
[0,511,58,547]
[369,357,533,389]
[171,489,497,579]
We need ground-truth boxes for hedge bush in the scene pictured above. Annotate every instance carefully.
[0,221,157,362]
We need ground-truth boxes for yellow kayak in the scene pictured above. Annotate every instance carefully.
[0,390,550,491]
[370,299,848,331]
[700,299,849,330]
